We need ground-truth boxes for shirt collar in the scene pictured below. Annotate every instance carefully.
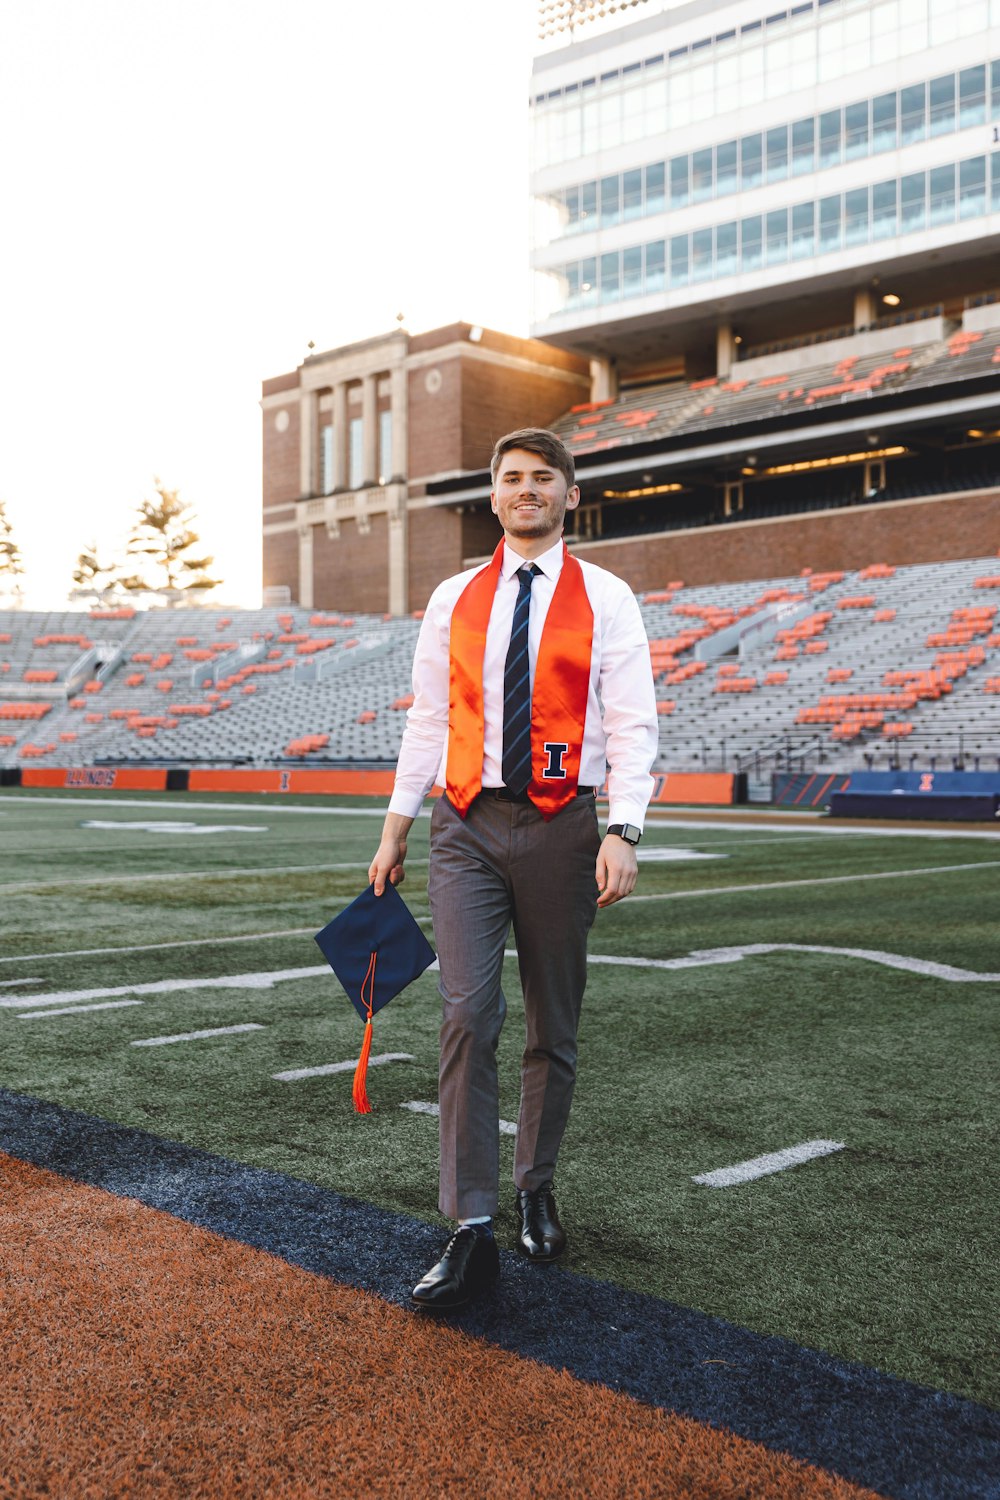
[501,535,565,582]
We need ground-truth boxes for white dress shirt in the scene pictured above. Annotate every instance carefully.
[388,536,658,829]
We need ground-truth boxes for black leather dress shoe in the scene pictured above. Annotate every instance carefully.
[515,1183,566,1261]
[411,1227,500,1311]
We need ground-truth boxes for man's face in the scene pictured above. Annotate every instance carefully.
[490,448,580,544]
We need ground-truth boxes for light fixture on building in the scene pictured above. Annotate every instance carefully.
[759,446,907,476]
[469,326,483,343]
[882,293,902,307]
[733,334,743,345]
[866,433,880,447]
[602,481,683,499]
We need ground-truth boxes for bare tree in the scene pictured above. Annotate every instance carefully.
[71,540,134,604]
[124,482,222,605]
[0,500,26,606]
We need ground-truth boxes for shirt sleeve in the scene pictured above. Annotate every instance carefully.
[598,586,658,830]
[387,588,451,818]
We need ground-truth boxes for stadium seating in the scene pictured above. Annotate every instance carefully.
[552,330,1000,458]
[0,556,998,782]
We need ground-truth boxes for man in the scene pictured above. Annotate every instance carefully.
[369,427,657,1310]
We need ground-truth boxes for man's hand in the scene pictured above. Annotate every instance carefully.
[595,834,638,908]
[368,812,415,895]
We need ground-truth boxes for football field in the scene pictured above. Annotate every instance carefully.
[1,788,997,1497]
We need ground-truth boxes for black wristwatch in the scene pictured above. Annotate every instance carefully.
[607,823,642,845]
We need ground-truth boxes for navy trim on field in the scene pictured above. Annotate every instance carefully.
[1,1087,996,1499]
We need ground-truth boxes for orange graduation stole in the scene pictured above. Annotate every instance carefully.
[446,540,594,821]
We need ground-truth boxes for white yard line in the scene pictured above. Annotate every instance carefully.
[131,1023,265,1047]
[693,1140,845,1188]
[1,860,427,894]
[0,794,403,819]
[401,1100,517,1136]
[0,929,321,964]
[4,933,1000,1014]
[0,966,330,1010]
[17,999,145,1020]
[627,860,1000,902]
[272,1052,415,1082]
[584,942,1000,983]
[0,977,43,987]
[5,794,1000,840]
[0,859,990,967]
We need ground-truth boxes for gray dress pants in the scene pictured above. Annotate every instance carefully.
[427,790,601,1220]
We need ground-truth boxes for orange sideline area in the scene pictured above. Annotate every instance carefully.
[1,1153,884,1500]
[18,767,738,804]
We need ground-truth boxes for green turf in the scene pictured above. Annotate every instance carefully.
[0,790,997,1408]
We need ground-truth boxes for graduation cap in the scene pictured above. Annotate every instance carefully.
[314,881,436,1113]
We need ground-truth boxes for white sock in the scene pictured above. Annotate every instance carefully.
[459,1216,492,1228]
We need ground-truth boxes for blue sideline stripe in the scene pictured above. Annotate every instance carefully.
[0,1088,996,1499]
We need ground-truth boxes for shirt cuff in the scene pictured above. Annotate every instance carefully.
[606,803,648,833]
[387,786,429,820]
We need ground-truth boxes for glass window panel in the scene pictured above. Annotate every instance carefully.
[741,214,763,271]
[349,417,363,490]
[872,179,897,238]
[766,207,789,263]
[929,163,956,223]
[717,140,739,194]
[670,155,690,208]
[564,263,580,307]
[959,66,986,126]
[601,174,621,226]
[791,200,815,258]
[766,124,789,182]
[691,227,713,280]
[872,92,897,152]
[645,162,665,214]
[623,168,643,220]
[378,411,392,483]
[929,73,955,135]
[580,181,597,228]
[900,82,926,144]
[623,245,643,295]
[819,194,842,252]
[959,154,987,217]
[844,99,869,159]
[741,132,763,188]
[900,171,926,232]
[716,221,738,277]
[791,117,814,174]
[670,234,689,287]
[580,256,597,305]
[992,60,1000,120]
[819,109,842,166]
[993,153,1000,211]
[645,240,665,292]
[600,250,621,300]
[692,147,714,201]
[845,186,869,245]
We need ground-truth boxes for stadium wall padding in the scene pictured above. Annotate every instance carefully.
[772,772,851,807]
[830,792,999,821]
[6,766,743,805]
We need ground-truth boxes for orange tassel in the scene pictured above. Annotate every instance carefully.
[352,951,377,1114]
[352,1017,374,1114]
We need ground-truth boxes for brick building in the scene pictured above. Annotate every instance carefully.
[261,324,589,614]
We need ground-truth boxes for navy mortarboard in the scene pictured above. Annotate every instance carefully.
[314,881,436,1112]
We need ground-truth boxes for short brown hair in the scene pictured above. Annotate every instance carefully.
[490,428,575,488]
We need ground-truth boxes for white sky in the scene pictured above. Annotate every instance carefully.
[0,0,542,610]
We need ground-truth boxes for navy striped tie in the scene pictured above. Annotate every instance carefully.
[501,564,538,795]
